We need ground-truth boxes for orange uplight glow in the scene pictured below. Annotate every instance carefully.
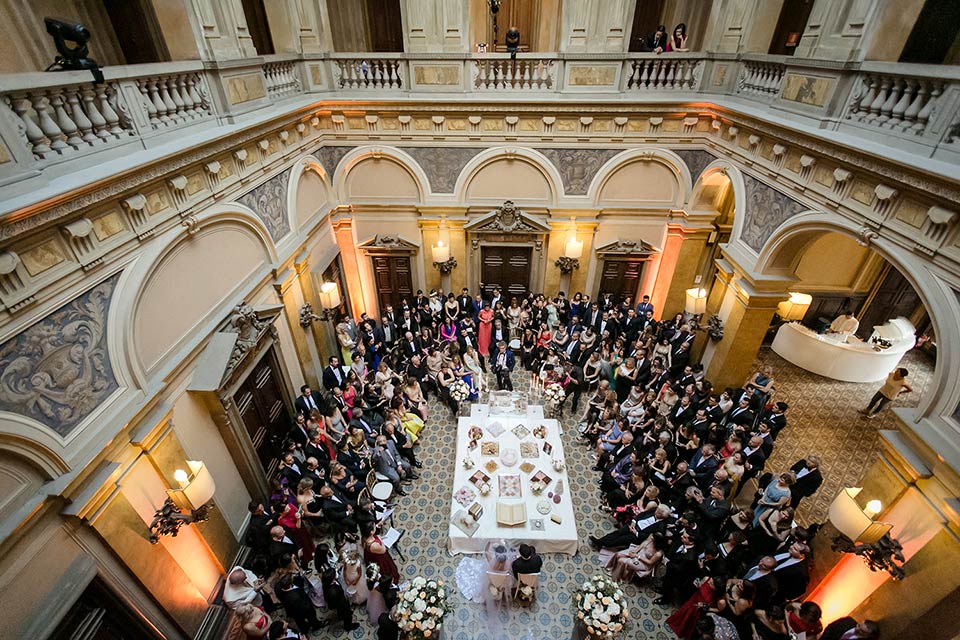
[807,489,940,624]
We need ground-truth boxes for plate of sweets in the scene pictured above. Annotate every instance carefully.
[511,424,531,439]
[468,425,484,441]
[530,470,553,486]
[484,459,499,473]
[532,424,548,439]
[519,442,540,458]
[519,462,536,474]
[453,485,476,508]
[481,441,500,456]
[486,422,506,438]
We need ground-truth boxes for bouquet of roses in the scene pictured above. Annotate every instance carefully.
[574,575,629,638]
[543,382,566,404]
[449,380,471,402]
[395,576,449,639]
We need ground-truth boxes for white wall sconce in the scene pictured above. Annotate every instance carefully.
[149,461,216,544]
[828,487,905,580]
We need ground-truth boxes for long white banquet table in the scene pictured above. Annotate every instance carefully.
[448,407,579,555]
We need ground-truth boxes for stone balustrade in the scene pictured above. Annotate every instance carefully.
[0,53,957,193]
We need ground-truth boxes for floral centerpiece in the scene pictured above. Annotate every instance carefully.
[449,380,471,403]
[574,575,629,638]
[543,383,566,404]
[395,576,449,639]
[530,479,546,495]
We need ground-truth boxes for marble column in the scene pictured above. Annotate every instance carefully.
[263,0,334,54]
[649,224,686,321]
[660,228,711,320]
[188,0,258,60]
[701,0,784,54]
[701,274,784,392]
[333,216,367,318]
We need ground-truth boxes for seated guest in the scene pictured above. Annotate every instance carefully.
[512,543,543,577]
[372,435,411,496]
[589,504,673,551]
[601,531,667,584]
[317,484,358,532]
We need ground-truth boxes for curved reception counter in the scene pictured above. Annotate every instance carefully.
[771,322,914,383]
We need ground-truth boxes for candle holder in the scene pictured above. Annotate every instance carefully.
[433,256,458,274]
[554,256,580,274]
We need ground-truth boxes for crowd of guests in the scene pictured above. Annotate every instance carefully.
[222,281,883,639]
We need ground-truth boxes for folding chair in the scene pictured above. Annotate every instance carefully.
[486,571,512,609]
[513,572,540,601]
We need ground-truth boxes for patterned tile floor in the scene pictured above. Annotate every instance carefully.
[305,347,935,639]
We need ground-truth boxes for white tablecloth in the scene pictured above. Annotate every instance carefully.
[448,406,579,555]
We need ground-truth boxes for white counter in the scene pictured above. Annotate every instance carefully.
[771,322,914,383]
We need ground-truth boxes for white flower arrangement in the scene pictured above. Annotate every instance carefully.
[449,380,471,402]
[462,456,475,469]
[574,575,629,638]
[517,583,535,602]
[543,382,566,403]
[479,482,491,496]
[552,457,565,472]
[530,479,546,495]
[395,577,449,639]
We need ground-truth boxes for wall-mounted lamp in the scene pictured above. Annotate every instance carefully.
[555,218,582,274]
[299,281,341,327]
[777,291,812,322]
[432,240,457,274]
[685,287,724,341]
[828,487,905,580]
[149,461,216,544]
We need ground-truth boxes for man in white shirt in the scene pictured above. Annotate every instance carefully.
[829,310,860,340]
[223,567,263,609]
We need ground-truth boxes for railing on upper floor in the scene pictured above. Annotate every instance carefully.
[0,51,957,195]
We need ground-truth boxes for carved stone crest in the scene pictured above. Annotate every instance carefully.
[223,302,270,374]
[465,201,550,234]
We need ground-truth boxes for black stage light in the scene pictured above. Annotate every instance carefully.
[44,17,104,84]
[506,27,520,60]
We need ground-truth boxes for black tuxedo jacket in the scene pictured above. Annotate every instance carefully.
[789,460,823,498]
[320,496,353,522]
[322,366,346,392]
[511,554,543,577]
[295,390,326,416]
[725,406,754,427]
[669,403,695,427]
[820,618,858,640]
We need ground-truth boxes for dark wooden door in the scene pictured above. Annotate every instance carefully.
[628,0,666,51]
[50,577,162,640]
[481,246,532,300]
[768,0,815,55]
[598,259,643,305]
[856,266,923,339]
[233,348,291,477]
[373,255,413,312]
[366,0,404,52]
[240,0,276,55]
[103,0,169,64]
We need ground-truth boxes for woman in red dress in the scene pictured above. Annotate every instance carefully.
[477,304,494,356]
[236,603,271,638]
[362,522,400,585]
[666,573,722,639]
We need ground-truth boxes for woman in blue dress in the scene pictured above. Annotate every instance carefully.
[753,472,795,526]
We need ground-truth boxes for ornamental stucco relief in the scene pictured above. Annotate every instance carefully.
[0,273,120,435]
[741,174,808,252]
[237,168,292,242]
[535,148,622,195]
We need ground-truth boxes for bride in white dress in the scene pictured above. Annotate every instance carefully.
[455,541,516,603]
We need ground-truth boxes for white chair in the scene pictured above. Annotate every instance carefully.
[514,572,540,601]
[486,571,512,608]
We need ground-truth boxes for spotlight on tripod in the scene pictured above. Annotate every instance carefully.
[489,0,501,48]
[44,17,104,84]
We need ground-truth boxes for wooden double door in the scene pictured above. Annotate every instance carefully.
[373,255,413,312]
[233,347,292,477]
[598,259,644,306]
[481,246,532,300]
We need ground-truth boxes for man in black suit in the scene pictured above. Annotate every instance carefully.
[457,288,475,318]
[511,543,543,577]
[398,309,419,335]
[321,568,360,631]
[820,618,880,640]
[278,452,303,488]
[318,484,358,532]
[268,525,299,564]
[668,342,692,377]
[295,384,326,417]
[725,396,755,427]
[589,504,672,550]
[770,542,811,603]
[379,315,398,350]
[688,444,719,490]
[789,456,823,509]
[695,484,731,540]
[349,407,379,445]
[762,402,790,439]
[621,309,641,343]
[742,555,779,609]
[288,413,311,447]
[321,357,346,392]
[653,528,702,605]
[633,348,652,386]
[704,394,725,424]
[245,501,274,552]
[490,341,515,391]
[669,395,696,428]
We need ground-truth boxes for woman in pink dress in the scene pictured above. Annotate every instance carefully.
[477,304,494,356]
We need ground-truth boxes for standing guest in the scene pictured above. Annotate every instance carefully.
[636,294,655,317]
[321,568,360,632]
[275,573,322,634]
[820,617,880,640]
[295,384,325,418]
[478,303,494,357]
[788,455,823,509]
[321,356,346,392]
[511,543,543,577]
[860,367,912,418]
[223,566,264,610]
[491,340,516,391]
[362,521,401,585]
[753,473,795,526]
